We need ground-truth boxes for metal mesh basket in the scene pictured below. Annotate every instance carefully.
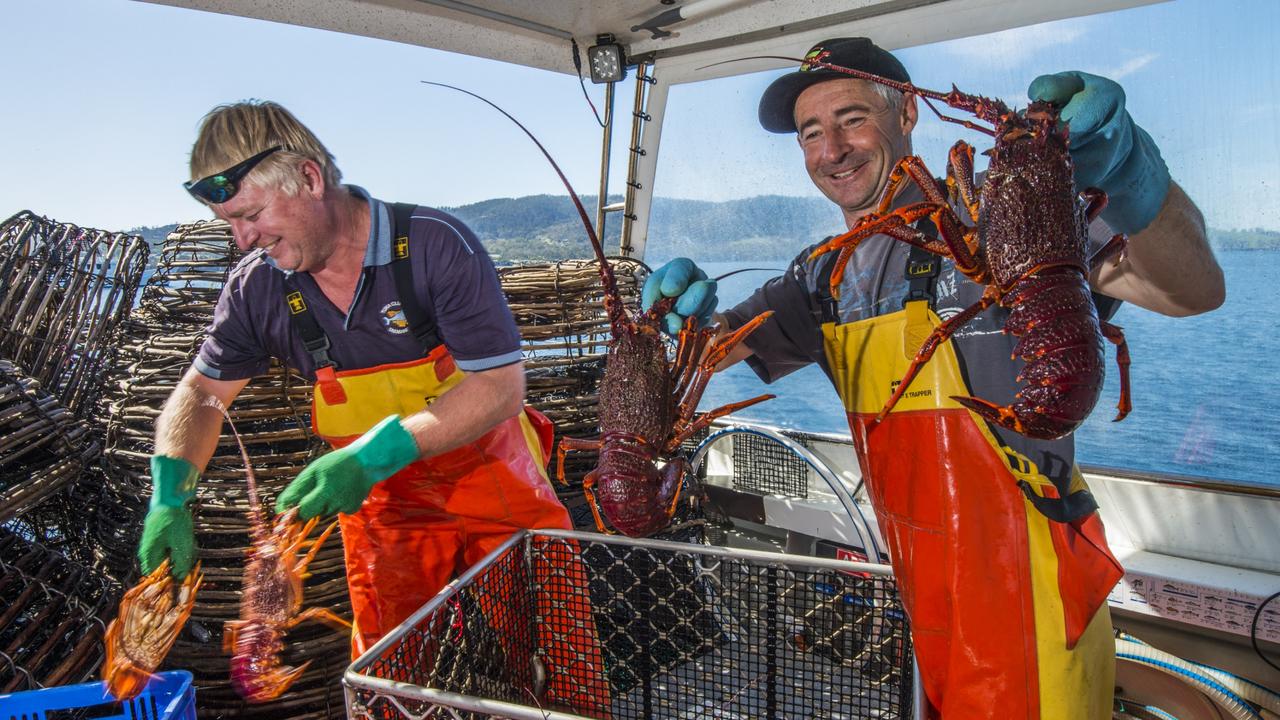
[729,430,811,498]
[345,530,913,720]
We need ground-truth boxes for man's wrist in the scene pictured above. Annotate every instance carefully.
[1101,124,1170,235]
[348,415,422,484]
[149,455,199,510]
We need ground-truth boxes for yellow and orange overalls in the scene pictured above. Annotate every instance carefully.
[821,271,1123,718]
[285,202,611,714]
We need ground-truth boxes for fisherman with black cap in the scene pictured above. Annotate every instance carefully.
[645,37,1223,719]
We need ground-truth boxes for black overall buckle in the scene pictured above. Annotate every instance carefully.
[903,254,939,308]
[300,332,336,369]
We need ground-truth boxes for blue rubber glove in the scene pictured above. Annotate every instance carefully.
[276,415,421,519]
[1028,71,1170,234]
[137,455,199,580]
[641,258,718,335]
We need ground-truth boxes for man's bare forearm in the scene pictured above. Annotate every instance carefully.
[1090,181,1225,317]
[154,366,249,470]
[400,361,526,459]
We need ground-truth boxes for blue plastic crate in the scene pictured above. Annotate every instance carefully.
[0,670,194,720]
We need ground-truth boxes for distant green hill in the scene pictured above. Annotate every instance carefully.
[446,194,842,263]
[125,197,1278,275]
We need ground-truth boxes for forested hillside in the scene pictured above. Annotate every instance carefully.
[448,194,842,262]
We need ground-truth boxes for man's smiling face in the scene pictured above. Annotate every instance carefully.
[212,164,334,273]
[794,77,917,228]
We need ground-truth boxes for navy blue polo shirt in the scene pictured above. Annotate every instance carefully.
[195,186,522,382]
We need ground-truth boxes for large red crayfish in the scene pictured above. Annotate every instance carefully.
[793,55,1132,440]
[220,406,350,703]
[421,82,774,538]
[557,308,773,537]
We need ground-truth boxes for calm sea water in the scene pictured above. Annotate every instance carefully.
[692,251,1278,487]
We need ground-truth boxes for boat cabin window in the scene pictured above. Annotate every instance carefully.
[647,0,1278,487]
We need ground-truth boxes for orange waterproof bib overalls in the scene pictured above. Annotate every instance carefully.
[820,254,1123,719]
[286,203,611,714]
[309,351,568,653]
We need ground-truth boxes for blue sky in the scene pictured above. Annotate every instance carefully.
[1,0,1276,234]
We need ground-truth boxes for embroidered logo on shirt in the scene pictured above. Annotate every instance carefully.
[381,301,409,334]
[286,292,306,314]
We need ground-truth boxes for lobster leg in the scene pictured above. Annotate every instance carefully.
[1080,187,1108,223]
[952,396,1042,436]
[282,606,352,632]
[875,155,936,214]
[667,393,775,453]
[275,515,319,564]
[580,470,615,535]
[890,153,986,277]
[1081,190,1129,268]
[675,311,773,421]
[223,619,245,654]
[293,519,339,578]
[556,436,602,487]
[246,660,312,703]
[658,457,689,520]
[672,321,717,403]
[699,310,773,372]
[877,288,999,424]
[810,203,942,299]
[946,141,981,223]
[1101,321,1132,422]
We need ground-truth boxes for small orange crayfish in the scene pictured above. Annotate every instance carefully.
[102,559,203,700]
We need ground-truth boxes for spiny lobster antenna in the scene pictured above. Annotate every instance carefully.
[205,396,269,543]
[699,55,950,103]
[420,81,629,332]
[700,55,999,137]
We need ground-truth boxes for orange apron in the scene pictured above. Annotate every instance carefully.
[310,346,611,713]
[822,299,1122,719]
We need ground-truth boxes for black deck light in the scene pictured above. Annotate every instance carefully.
[587,33,626,83]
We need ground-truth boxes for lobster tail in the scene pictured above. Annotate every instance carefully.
[102,637,155,702]
[228,621,310,703]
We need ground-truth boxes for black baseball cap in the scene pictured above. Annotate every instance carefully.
[759,37,911,134]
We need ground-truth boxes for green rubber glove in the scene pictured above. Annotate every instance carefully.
[1027,71,1171,235]
[276,415,421,519]
[137,455,199,580]
[641,257,718,335]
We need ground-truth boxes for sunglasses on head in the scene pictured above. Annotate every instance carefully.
[183,145,283,204]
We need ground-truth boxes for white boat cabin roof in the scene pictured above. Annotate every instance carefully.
[141,0,1163,83]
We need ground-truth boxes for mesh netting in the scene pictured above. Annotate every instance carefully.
[348,531,913,720]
